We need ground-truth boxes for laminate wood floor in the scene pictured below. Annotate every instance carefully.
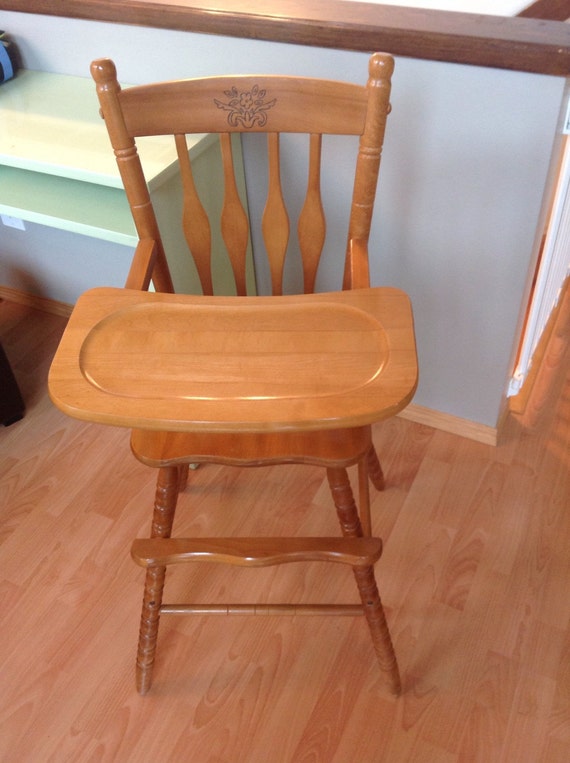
[1,293,568,762]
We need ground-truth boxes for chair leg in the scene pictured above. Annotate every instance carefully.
[327,467,401,695]
[359,438,384,535]
[136,466,180,695]
[328,467,364,538]
[358,458,372,536]
[367,444,385,491]
[178,464,189,492]
[353,565,401,695]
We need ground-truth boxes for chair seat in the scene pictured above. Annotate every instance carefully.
[48,285,417,434]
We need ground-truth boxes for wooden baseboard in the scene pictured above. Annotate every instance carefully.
[398,403,498,446]
[0,286,73,317]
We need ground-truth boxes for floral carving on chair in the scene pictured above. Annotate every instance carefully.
[214,85,277,128]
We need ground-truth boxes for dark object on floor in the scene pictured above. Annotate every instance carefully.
[0,31,19,84]
[0,343,25,425]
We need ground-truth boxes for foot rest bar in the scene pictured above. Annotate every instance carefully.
[132,537,383,569]
[161,603,365,615]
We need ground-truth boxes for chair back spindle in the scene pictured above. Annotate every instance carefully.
[298,133,326,294]
[175,133,213,296]
[262,133,290,296]
[219,132,250,296]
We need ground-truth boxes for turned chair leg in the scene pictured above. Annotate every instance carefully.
[327,467,401,695]
[352,565,401,695]
[136,465,180,694]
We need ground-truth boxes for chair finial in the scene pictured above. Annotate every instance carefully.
[369,52,395,82]
[90,58,118,87]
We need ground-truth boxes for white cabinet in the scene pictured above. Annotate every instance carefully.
[0,69,254,302]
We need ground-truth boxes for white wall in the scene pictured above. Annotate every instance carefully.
[0,10,565,428]
[340,1,530,14]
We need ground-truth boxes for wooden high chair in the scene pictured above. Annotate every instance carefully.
[49,53,417,695]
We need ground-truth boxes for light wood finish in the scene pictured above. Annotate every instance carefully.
[131,537,384,569]
[263,133,289,295]
[87,54,392,296]
[2,298,569,760]
[298,133,324,294]
[6,0,570,75]
[124,238,158,291]
[175,133,213,295]
[49,287,416,433]
[46,54,413,695]
[159,603,366,616]
[0,278,506,443]
[130,425,375,468]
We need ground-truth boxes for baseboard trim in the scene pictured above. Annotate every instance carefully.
[0,286,73,317]
[398,403,498,446]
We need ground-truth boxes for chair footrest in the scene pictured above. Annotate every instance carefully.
[161,603,365,615]
[131,536,383,568]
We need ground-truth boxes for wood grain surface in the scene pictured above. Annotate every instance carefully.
[48,287,417,432]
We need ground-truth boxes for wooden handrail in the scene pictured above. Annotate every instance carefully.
[2,0,569,76]
[518,0,570,20]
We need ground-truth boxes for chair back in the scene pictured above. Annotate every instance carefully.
[91,54,394,296]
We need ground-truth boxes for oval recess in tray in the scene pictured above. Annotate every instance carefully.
[79,301,389,401]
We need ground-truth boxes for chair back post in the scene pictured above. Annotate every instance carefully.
[343,53,394,290]
[90,59,175,293]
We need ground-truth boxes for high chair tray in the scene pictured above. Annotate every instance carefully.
[49,287,417,433]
